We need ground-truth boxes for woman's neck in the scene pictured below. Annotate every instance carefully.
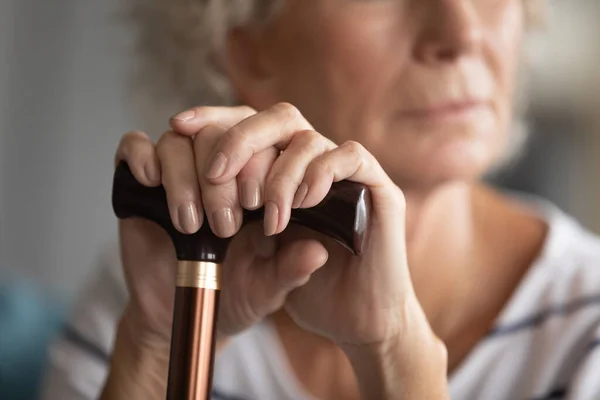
[404,182,478,336]
[405,182,546,370]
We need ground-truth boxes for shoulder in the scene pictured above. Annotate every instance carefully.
[524,206,600,306]
[487,203,600,368]
[451,204,600,399]
[499,202,600,321]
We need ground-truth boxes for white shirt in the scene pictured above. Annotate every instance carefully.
[41,198,600,400]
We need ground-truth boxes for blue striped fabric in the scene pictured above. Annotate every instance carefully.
[488,294,600,337]
[61,294,600,400]
[64,294,600,365]
[211,390,247,400]
[62,326,247,399]
[521,337,600,400]
[63,326,110,364]
[527,387,567,400]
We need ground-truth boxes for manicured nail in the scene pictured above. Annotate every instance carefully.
[178,202,199,233]
[292,183,308,209]
[205,152,228,179]
[171,109,196,121]
[264,202,279,236]
[212,208,236,237]
[241,180,262,209]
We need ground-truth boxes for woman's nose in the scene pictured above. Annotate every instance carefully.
[413,0,483,65]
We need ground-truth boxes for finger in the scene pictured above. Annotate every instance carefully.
[300,140,404,213]
[115,130,161,186]
[119,217,176,294]
[253,237,328,309]
[263,130,336,235]
[219,224,328,335]
[203,102,314,183]
[119,217,178,338]
[237,147,278,210]
[217,223,276,334]
[194,124,243,238]
[156,130,203,234]
[169,105,257,135]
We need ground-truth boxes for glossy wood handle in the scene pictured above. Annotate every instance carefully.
[112,161,371,261]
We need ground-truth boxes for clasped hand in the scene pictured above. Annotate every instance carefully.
[117,102,422,349]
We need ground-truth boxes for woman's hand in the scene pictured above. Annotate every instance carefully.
[116,102,426,347]
[111,102,448,399]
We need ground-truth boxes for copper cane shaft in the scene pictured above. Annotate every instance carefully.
[167,261,221,400]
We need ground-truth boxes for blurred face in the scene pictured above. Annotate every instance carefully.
[236,0,525,189]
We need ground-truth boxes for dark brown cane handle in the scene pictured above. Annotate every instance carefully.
[112,161,371,260]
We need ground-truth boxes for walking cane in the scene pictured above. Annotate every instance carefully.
[112,160,370,400]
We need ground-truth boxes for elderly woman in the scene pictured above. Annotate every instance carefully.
[42,0,600,399]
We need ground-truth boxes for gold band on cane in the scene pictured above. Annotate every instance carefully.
[176,261,221,290]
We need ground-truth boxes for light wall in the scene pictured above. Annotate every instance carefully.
[0,0,134,296]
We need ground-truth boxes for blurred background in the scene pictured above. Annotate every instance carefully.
[0,0,599,398]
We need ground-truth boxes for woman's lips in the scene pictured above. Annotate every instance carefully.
[398,101,490,121]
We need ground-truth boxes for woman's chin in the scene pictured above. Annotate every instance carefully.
[435,137,495,178]
[382,138,497,190]
[418,162,490,189]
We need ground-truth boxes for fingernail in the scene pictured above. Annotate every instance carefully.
[264,202,279,236]
[171,109,195,121]
[144,162,160,184]
[292,183,308,209]
[241,180,262,209]
[212,208,236,237]
[205,152,228,179]
[178,202,199,233]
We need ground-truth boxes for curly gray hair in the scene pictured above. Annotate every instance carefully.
[125,0,278,120]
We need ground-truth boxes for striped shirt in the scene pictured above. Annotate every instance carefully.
[40,198,600,400]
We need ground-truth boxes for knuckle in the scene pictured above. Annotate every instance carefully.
[122,130,149,142]
[226,125,248,142]
[274,102,300,120]
[309,158,332,177]
[298,129,322,143]
[342,140,367,166]
[225,125,254,150]
[155,130,177,153]
[119,131,145,151]
[157,128,175,141]
[118,131,153,159]
[295,130,325,152]
[342,140,365,156]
